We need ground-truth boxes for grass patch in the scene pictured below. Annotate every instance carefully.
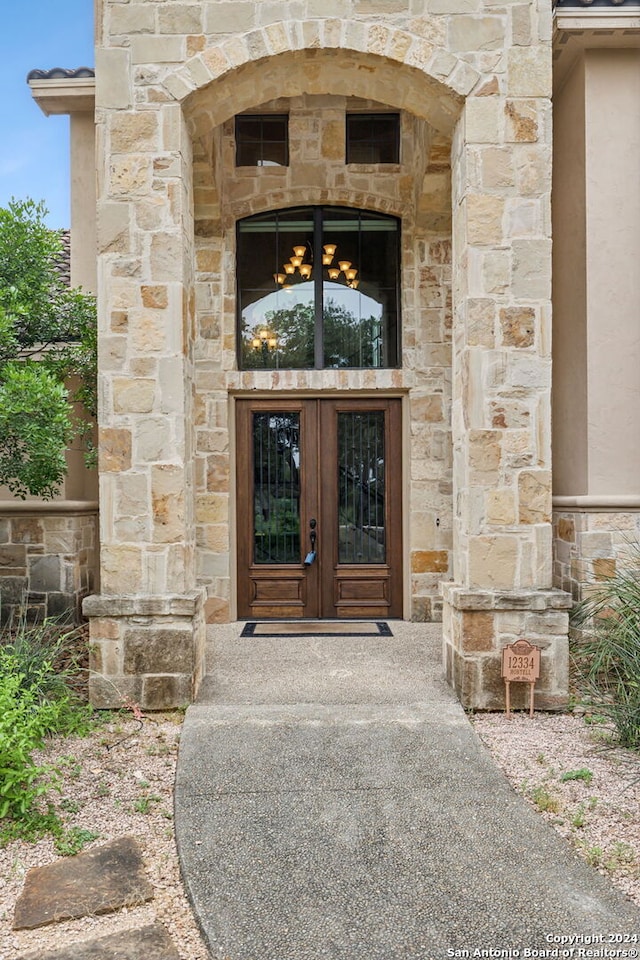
[560,768,594,785]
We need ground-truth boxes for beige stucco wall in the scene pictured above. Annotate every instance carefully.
[70,112,98,294]
[551,56,587,496]
[585,49,640,497]
[553,49,640,499]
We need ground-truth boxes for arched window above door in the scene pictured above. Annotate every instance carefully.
[237,206,400,369]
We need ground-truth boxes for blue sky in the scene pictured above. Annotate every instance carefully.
[0,0,94,227]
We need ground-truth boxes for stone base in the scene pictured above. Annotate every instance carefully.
[441,583,573,711]
[553,505,640,602]
[82,591,206,710]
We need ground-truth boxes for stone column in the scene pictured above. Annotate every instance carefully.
[84,46,205,709]
[443,40,571,709]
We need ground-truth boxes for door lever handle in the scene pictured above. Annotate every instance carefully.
[304,518,317,566]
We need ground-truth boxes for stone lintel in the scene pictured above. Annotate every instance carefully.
[83,590,204,618]
[441,582,573,612]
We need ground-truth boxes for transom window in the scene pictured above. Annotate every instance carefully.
[346,114,400,164]
[237,206,400,370]
[235,114,289,167]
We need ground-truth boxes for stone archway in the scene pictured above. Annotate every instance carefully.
[88,7,570,711]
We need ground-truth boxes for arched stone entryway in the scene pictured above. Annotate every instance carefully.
[86,11,570,711]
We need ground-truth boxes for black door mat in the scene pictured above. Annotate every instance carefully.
[240,621,393,638]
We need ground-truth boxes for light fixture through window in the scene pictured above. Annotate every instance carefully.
[273,241,360,288]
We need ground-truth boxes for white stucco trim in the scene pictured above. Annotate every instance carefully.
[552,495,640,510]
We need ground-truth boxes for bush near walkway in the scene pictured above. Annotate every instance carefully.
[571,544,640,750]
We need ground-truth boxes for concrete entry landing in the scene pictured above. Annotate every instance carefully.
[175,623,640,960]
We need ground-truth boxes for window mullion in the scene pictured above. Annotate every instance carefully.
[313,207,324,369]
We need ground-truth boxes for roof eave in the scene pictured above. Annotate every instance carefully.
[28,77,96,117]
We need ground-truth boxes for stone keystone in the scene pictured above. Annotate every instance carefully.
[13,837,153,930]
[17,923,180,960]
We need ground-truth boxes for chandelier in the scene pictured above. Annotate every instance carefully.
[273,242,360,289]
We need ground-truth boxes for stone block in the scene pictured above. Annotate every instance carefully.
[461,611,495,652]
[123,626,194,675]
[0,576,27,605]
[466,194,504,245]
[0,544,27,569]
[96,48,131,109]
[518,471,551,524]
[13,837,153,930]
[486,489,515,526]
[100,428,132,473]
[113,378,156,414]
[410,596,433,622]
[448,15,505,53]
[158,4,203,35]
[592,558,616,581]
[468,429,502,479]
[46,593,78,620]
[29,556,62,593]
[468,536,519,590]
[89,673,143,709]
[110,113,160,154]
[141,674,192,710]
[505,100,538,143]
[464,97,501,144]
[411,550,449,573]
[11,518,44,545]
[152,465,186,543]
[507,47,551,98]
[204,596,230,623]
[203,1,255,34]
[500,307,535,347]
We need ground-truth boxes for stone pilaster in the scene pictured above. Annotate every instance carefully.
[85,27,205,707]
[444,24,571,708]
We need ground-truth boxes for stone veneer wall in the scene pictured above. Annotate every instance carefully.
[190,95,454,625]
[0,507,98,625]
[553,508,640,602]
[89,0,571,709]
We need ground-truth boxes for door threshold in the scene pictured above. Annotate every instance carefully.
[240,621,393,638]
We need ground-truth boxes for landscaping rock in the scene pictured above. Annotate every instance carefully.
[17,923,180,959]
[13,837,153,930]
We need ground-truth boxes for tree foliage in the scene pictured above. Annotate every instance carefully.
[0,199,97,499]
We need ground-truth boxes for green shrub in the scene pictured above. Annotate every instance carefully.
[0,616,94,829]
[0,672,64,819]
[571,545,640,750]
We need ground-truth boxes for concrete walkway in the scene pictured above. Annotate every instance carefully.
[175,623,640,960]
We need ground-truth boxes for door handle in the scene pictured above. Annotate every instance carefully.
[304,518,317,566]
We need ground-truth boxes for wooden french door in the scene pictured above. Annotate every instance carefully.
[236,398,403,619]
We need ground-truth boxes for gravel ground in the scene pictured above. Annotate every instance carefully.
[0,709,638,960]
[473,712,640,906]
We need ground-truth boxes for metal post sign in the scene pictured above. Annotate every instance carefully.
[501,639,541,717]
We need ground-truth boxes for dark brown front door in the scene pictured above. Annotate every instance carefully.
[236,398,402,619]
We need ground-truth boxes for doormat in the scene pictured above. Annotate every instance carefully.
[240,621,393,638]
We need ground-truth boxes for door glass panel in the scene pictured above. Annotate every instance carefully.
[253,412,301,563]
[337,412,386,564]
